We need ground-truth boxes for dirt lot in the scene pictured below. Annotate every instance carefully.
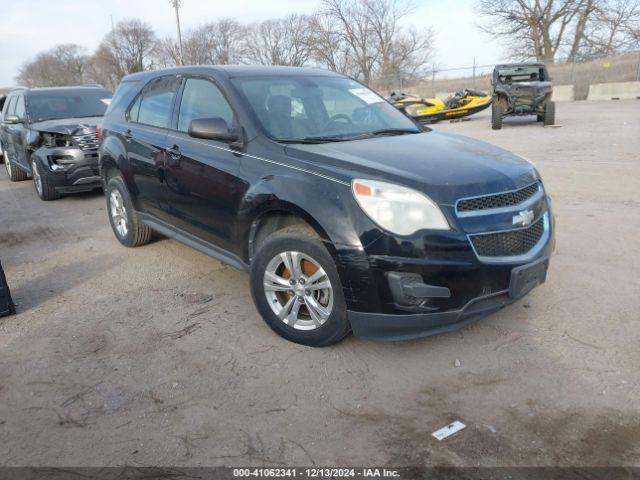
[0,101,639,467]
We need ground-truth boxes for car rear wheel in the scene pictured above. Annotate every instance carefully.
[250,225,350,346]
[106,175,152,247]
[31,157,61,201]
[491,100,503,130]
[543,100,555,126]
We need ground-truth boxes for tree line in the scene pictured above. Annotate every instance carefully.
[16,0,435,90]
[479,0,640,63]
[15,0,640,90]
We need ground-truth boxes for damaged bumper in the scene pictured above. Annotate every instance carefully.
[33,146,101,193]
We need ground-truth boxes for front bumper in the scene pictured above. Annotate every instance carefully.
[34,147,101,193]
[348,256,549,341]
[340,188,555,340]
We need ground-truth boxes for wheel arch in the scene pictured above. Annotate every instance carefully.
[247,205,337,264]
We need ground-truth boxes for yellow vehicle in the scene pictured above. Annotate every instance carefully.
[389,89,492,123]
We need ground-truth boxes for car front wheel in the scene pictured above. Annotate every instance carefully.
[250,225,350,346]
[31,157,61,201]
[4,153,28,182]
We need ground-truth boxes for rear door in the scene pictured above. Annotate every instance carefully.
[124,75,181,221]
[163,76,244,253]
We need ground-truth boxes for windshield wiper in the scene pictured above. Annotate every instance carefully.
[364,128,421,137]
[276,136,353,144]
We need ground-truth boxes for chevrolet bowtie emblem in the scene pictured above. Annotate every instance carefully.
[513,209,534,227]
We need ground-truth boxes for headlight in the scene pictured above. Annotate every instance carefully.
[352,179,450,235]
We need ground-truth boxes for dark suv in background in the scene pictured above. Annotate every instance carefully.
[0,86,112,200]
[99,66,554,346]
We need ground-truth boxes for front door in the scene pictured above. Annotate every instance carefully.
[10,95,28,169]
[163,76,245,254]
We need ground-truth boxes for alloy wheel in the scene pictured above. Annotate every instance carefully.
[31,161,43,195]
[109,190,128,237]
[263,251,334,330]
[4,155,11,177]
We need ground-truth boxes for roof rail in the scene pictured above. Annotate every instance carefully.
[83,83,105,88]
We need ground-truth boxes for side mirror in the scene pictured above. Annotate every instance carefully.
[188,117,238,143]
[4,115,20,124]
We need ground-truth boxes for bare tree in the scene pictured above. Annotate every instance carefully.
[309,13,359,77]
[154,18,246,67]
[316,0,434,84]
[478,0,640,62]
[243,14,313,66]
[478,0,584,63]
[88,18,156,88]
[582,0,640,55]
[16,44,88,87]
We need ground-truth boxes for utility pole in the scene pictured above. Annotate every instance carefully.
[170,0,184,66]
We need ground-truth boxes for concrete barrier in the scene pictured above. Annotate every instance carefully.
[587,81,640,100]
[552,84,575,101]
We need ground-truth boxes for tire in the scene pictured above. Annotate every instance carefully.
[491,100,503,130]
[106,175,152,247]
[536,114,544,122]
[31,157,61,201]
[4,154,28,182]
[250,225,350,346]
[543,100,555,126]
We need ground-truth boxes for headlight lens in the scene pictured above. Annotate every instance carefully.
[352,179,450,235]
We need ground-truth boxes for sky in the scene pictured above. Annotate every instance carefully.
[0,0,506,87]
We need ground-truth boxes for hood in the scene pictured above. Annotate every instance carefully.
[30,116,102,135]
[284,131,538,206]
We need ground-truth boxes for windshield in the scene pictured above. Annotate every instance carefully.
[28,90,112,122]
[497,66,546,84]
[231,76,420,142]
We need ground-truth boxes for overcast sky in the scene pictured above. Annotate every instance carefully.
[0,0,505,87]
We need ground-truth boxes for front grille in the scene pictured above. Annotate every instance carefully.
[470,216,544,257]
[72,132,99,152]
[458,183,540,212]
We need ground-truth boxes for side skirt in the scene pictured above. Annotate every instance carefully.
[138,213,249,272]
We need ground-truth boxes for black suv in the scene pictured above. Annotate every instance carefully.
[0,86,112,200]
[491,62,555,130]
[99,66,555,346]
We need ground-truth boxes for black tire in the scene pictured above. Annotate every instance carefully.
[543,100,555,126]
[536,114,544,122]
[491,100,503,130]
[106,175,152,247]
[31,157,61,201]
[4,155,28,182]
[250,225,350,346]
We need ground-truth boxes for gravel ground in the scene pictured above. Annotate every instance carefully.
[0,100,639,467]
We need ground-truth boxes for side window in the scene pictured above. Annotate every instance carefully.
[4,96,16,117]
[133,76,180,128]
[177,78,234,133]
[14,95,26,120]
[127,95,141,122]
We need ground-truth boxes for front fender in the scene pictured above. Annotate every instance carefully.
[238,174,382,313]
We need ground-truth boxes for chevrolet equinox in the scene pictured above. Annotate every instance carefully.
[98,66,554,346]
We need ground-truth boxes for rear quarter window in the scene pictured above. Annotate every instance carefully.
[106,81,139,118]
[130,76,181,129]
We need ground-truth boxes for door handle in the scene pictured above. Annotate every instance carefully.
[167,144,182,160]
[123,129,132,142]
